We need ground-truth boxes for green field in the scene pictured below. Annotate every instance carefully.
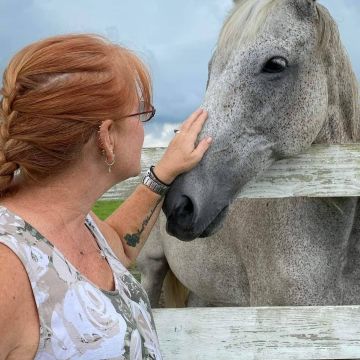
[92,199,123,220]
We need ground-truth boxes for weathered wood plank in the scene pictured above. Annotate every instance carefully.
[241,144,360,198]
[153,306,360,360]
[102,144,360,200]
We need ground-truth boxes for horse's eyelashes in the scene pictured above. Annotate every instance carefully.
[262,57,288,74]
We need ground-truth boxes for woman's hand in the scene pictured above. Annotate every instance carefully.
[153,109,212,184]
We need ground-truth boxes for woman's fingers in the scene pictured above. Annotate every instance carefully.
[188,110,209,142]
[192,136,212,161]
[179,108,211,158]
[180,108,204,131]
[154,108,212,182]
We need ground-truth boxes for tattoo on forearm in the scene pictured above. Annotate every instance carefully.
[124,198,162,247]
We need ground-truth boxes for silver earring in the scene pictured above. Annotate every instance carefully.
[105,153,115,173]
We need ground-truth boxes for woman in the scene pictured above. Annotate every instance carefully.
[0,34,212,359]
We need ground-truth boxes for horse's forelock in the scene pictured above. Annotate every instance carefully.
[217,0,278,58]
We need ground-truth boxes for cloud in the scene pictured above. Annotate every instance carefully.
[0,0,234,123]
[0,0,59,70]
[143,121,181,148]
[0,0,358,133]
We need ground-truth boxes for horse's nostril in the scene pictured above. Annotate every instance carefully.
[179,196,194,216]
[170,195,197,230]
[164,191,200,240]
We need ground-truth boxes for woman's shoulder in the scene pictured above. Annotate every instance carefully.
[0,243,40,359]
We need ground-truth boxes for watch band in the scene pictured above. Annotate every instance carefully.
[142,167,170,196]
[149,165,172,186]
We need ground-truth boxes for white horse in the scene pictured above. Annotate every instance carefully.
[138,0,360,308]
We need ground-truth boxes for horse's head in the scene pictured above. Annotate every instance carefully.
[164,0,359,241]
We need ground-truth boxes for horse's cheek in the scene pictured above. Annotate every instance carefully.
[273,68,328,156]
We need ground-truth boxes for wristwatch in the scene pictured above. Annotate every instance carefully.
[142,166,171,196]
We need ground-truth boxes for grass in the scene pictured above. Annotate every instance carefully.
[92,199,123,220]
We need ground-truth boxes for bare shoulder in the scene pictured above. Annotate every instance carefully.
[89,211,132,268]
[0,243,39,359]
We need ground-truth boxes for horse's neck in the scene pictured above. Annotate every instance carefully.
[314,107,359,145]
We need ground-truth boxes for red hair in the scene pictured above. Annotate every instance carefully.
[0,34,152,194]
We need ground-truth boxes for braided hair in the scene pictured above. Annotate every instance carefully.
[0,34,152,195]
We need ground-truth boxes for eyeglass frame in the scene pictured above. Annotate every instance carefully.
[119,104,156,123]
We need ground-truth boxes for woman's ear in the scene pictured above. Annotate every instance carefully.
[98,119,115,162]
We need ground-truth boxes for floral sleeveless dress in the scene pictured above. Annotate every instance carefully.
[0,206,162,360]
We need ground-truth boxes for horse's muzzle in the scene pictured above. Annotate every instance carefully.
[163,189,229,241]
[164,194,199,241]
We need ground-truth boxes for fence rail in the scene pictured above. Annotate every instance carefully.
[152,306,360,360]
[102,144,360,200]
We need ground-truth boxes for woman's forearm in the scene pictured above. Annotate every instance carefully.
[105,184,164,264]
[105,110,212,265]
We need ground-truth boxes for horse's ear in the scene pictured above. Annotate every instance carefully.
[295,0,317,18]
[298,0,317,8]
[234,0,317,9]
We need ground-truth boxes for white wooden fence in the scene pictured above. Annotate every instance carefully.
[103,144,360,200]
[106,144,360,360]
[152,306,360,360]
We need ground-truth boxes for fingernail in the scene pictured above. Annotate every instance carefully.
[206,137,212,143]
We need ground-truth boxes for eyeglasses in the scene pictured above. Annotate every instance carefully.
[121,102,156,123]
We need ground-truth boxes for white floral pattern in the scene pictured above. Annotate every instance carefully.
[0,206,162,359]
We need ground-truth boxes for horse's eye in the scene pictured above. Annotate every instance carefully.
[262,57,288,73]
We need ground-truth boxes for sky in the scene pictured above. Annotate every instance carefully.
[0,0,359,147]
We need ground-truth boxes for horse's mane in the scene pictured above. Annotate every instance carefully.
[218,0,278,54]
[216,0,359,142]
